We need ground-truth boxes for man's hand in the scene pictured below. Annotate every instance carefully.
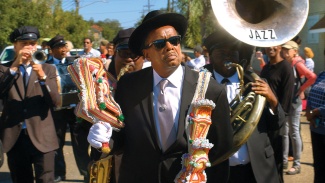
[251,78,278,111]
[10,48,34,70]
[87,122,112,149]
[31,63,45,79]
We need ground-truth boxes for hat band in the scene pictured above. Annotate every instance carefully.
[116,43,129,50]
[15,33,38,41]
[51,40,67,48]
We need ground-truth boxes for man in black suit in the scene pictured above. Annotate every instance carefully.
[46,35,80,182]
[87,10,233,183]
[203,27,285,183]
[0,26,60,182]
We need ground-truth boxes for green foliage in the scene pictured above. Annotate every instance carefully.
[0,0,122,50]
[0,0,220,51]
[175,0,218,48]
[0,0,55,49]
[96,19,122,42]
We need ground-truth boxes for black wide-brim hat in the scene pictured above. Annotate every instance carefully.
[129,10,188,56]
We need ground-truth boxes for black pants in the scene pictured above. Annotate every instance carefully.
[72,119,102,181]
[52,109,77,177]
[311,131,325,183]
[229,163,256,183]
[268,129,284,183]
[7,131,55,183]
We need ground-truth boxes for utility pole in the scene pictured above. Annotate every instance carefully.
[144,0,153,13]
[75,0,80,14]
[167,0,170,12]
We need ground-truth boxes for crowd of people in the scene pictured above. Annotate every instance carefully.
[0,9,323,183]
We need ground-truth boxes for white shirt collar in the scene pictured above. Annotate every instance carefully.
[213,71,239,84]
[153,65,184,88]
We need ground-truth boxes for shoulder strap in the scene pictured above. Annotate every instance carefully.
[175,68,216,182]
[184,69,212,131]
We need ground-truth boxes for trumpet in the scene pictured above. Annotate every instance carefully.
[32,50,47,64]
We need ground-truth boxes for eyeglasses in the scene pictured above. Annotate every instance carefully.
[117,49,139,60]
[144,35,181,49]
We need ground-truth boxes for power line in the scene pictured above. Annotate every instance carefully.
[62,1,76,10]
[80,10,142,15]
[143,0,154,13]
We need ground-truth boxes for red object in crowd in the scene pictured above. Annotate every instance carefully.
[302,99,307,111]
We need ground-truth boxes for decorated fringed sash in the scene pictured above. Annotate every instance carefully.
[175,68,216,183]
[67,58,124,152]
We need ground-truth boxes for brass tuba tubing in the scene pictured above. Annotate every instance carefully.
[210,0,309,166]
[212,63,266,166]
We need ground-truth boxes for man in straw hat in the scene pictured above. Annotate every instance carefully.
[87,10,233,183]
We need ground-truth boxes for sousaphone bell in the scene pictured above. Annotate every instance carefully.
[211,0,309,47]
[210,0,309,165]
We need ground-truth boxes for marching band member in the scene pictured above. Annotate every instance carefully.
[203,27,285,183]
[0,26,60,183]
[87,10,233,183]
[45,35,80,182]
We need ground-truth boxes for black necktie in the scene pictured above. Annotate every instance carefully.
[221,78,230,92]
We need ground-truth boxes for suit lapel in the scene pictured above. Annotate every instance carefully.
[26,70,37,97]
[176,66,198,140]
[205,64,216,80]
[139,69,161,150]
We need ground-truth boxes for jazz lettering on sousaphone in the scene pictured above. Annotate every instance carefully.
[209,0,309,165]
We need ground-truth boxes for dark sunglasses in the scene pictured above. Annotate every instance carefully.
[117,49,139,60]
[144,35,181,49]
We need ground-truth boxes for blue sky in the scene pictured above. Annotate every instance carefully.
[62,0,168,29]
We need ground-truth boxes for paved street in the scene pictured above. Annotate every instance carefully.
[0,112,314,183]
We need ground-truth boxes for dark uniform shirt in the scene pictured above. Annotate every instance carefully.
[260,60,295,114]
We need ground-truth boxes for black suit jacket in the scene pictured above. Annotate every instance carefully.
[205,64,285,183]
[0,61,60,153]
[111,65,233,183]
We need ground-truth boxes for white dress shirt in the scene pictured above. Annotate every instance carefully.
[81,48,101,58]
[153,65,184,149]
[213,71,251,166]
[187,55,206,70]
